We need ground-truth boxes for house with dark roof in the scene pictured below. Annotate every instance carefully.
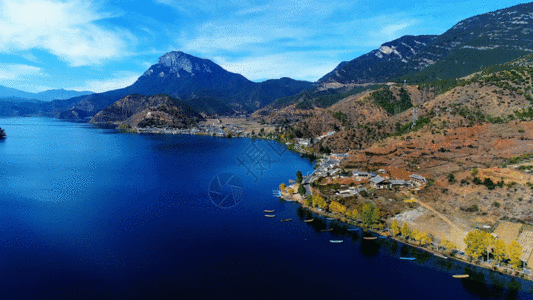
[410,174,427,183]
[370,175,387,188]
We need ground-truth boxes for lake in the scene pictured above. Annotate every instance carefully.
[0,117,532,299]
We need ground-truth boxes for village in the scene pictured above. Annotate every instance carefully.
[279,148,533,280]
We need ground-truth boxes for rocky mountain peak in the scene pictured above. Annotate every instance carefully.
[143,51,213,78]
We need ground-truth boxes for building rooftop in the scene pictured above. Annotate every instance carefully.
[370,175,386,184]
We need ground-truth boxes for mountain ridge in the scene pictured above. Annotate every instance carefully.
[50,51,313,120]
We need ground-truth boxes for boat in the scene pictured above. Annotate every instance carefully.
[434,253,448,259]
[265,215,275,218]
[347,228,361,231]
[363,236,377,240]
[400,257,416,260]
[281,218,292,222]
[304,219,314,223]
[378,235,387,239]
[330,240,344,243]
[453,274,469,278]
[326,217,335,220]
[264,210,274,213]
[321,229,333,232]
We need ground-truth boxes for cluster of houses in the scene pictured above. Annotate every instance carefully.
[355,170,426,189]
[309,152,428,197]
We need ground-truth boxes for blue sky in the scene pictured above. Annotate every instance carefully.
[0,0,529,93]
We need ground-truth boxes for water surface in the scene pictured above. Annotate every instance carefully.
[0,117,531,299]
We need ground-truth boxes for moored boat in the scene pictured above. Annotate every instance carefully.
[321,229,333,232]
[330,240,344,243]
[363,236,377,240]
[434,253,448,259]
[304,219,314,223]
[453,274,469,278]
[400,257,416,260]
[265,215,275,218]
[326,217,335,220]
[264,210,274,213]
[281,218,292,222]
[347,228,361,231]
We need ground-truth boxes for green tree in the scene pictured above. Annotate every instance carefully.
[391,220,400,236]
[279,183,286,191]
[361,202,380,228]
[0,127,5,139]
[447,173,456,183]
[371,206,381,228]
[401,222,410,238]
[305,194,313,206]
[492,239,507,266]
[508,241,523,270]
[296,170,303,184]
[298,184,306,196]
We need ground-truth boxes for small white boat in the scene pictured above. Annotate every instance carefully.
[434,253,448,259]
[264,210,274,213]
[330,240,344,243]
[363,236,377,240]
[326,217,335,220]
[400,257,415,260]
[304,219,314,223]
[281,218,292,222]
[265,215,275,218]
[347,228,361,231]
[453,274,469,278]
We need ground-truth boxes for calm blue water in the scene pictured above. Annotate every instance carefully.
[0,117,532,299]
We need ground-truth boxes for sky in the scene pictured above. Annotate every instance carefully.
[0,0,530,93]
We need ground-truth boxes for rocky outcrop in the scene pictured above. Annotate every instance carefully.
[90,94,203,128]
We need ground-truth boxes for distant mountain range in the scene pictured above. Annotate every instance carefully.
[6,2,533,121]
[0,85,92,102]
[319,2,533,85]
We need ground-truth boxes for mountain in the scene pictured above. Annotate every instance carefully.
[0,85,92,102]
[53,51,313,120]
[90,94,203,128]
[34,89,93,101]
[320,2,533,85]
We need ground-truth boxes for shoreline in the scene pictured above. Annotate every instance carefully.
[281,192,533,282]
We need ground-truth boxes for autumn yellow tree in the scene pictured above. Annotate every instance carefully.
[312,195,327,210]
[329,201,347,215]
[401,222,410,238]
[419,232,432,246]
[279,183,286,191]
[464,230,495,261]
[492,239,507,266]
[508,241,523,270]
[348,208,360,220]
[391,220,400,236]
[411,229,420,244]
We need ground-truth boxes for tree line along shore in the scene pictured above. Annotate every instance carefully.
[279,170,533,282]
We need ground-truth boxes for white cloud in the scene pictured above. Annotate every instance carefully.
[213,53,339,82]
[0,64,42,80]
[71,72,140,93]
[0,0,133,66]
[184,36,263,52]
